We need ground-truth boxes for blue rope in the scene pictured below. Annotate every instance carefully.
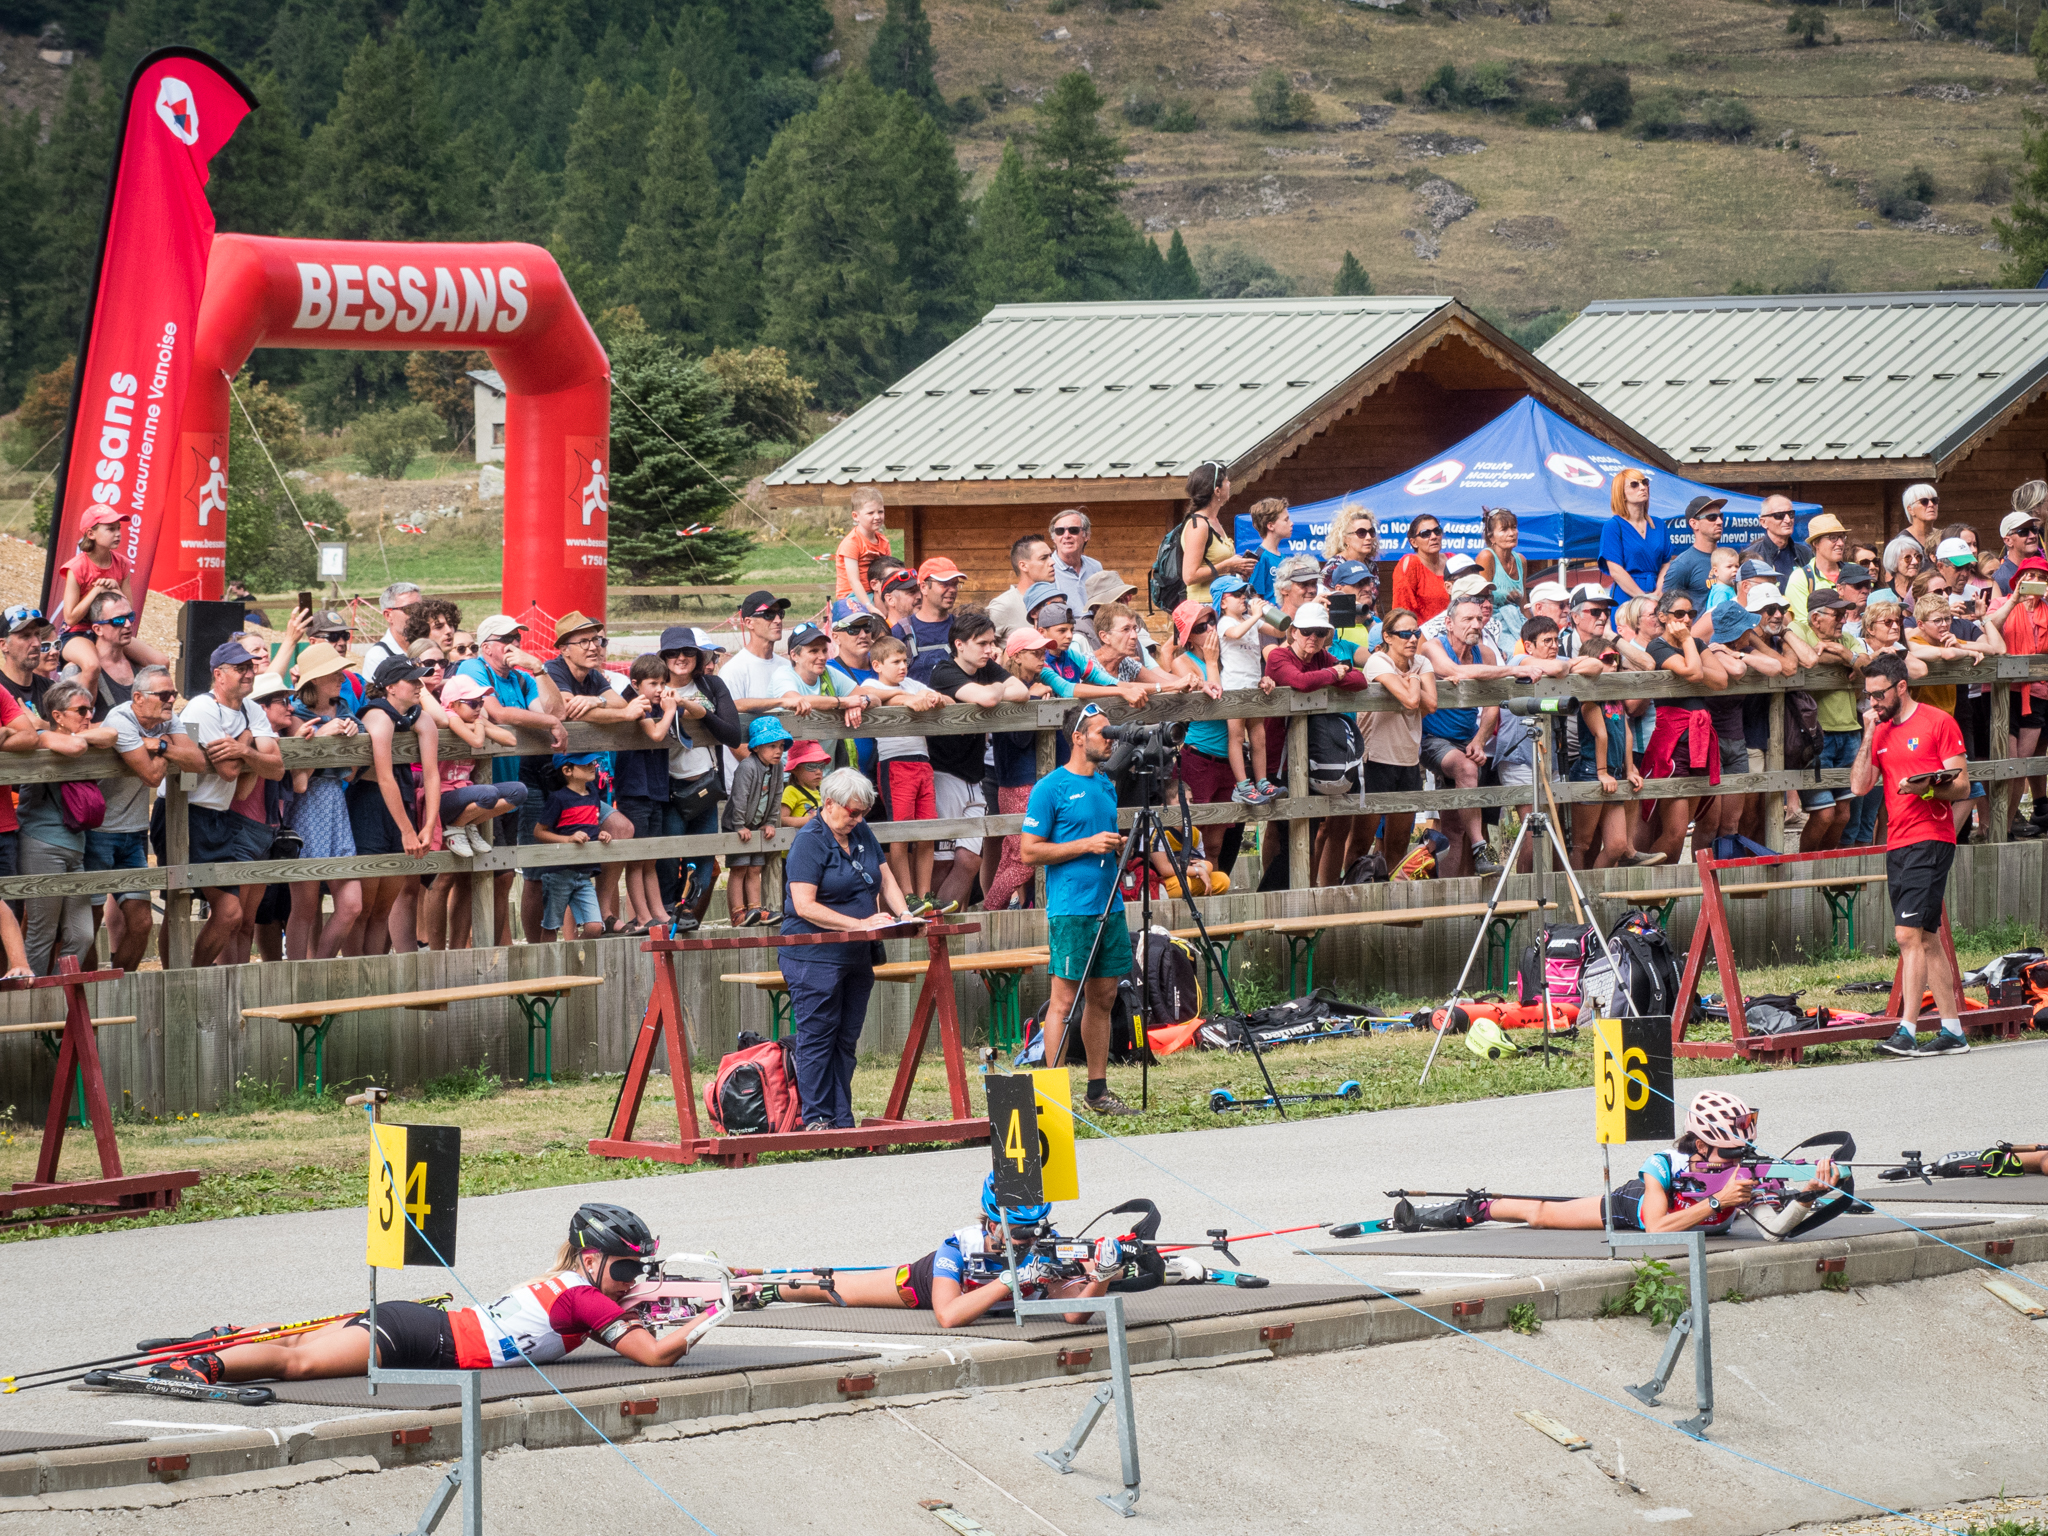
[367,1111,720,1536]
[1039,1092,1981,1536]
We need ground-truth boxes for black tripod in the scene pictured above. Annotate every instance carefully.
[1048,753,1286,1116]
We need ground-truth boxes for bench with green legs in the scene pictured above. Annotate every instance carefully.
[1168,919,1280,1017]
[0,1016,134,1127]
[724,947,1050,1051]
[242,976,607,1093]
[1265,900,1542,997]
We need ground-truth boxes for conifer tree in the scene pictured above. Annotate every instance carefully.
[20,69,115,390]
[551,76,655,311]
[606,320,754,583]
[1998,113,2048,288]
[1026,73,1144,299]
[868,0,944,119]
[304,33,467,241]
[207,74,306,237]
[666,4,758,195]
[1333,250,1375,296]
[970,141,1060,312]
[488,151,557,245]
[1129,235,1167,298]
[1161,229,1200,298]
[619,73,726,350]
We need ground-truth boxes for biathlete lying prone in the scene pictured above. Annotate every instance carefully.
[152,1204,698,1385]
[1380,1091,1852,1239]
[761,1175,1130,1328]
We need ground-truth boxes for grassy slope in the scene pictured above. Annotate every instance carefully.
[916,0,2039,316]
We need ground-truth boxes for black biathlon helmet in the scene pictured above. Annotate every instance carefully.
[569,1202,658,1259]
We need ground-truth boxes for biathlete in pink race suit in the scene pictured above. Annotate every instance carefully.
[149,1204,692,1386]
[1851,650,1975,1059]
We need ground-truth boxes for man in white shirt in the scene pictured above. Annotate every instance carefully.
[1048,511,1103,637]
[988,535,1056,636]
[719,589,803,777]
[359,582,422,679]
[166,640,282,968]
[96,662,175,969]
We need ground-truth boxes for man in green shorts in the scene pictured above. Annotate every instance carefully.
[1021,703,1135,1115]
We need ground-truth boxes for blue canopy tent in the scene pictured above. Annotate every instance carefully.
[1237,397,1819,566]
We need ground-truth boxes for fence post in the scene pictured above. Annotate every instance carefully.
[164,774,194,970]
[468,871,496,949]
[1764,691,1786,851]
[1988,679,2011,842]
[1037,727,1058,907]
[1287,715,1311,891]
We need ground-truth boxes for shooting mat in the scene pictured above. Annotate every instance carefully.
[142,1341,880,1412]
[1303,1211,1987,1260]
[717,1282,1414,1341]
[0,1429,146,1455]
[1863,1173,2048,1205]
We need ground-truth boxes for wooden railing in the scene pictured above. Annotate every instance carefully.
[3,658,2042,961]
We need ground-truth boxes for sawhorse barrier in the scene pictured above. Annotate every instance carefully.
[592,922,991,1168]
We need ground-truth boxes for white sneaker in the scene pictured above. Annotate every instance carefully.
[446,826,476,857]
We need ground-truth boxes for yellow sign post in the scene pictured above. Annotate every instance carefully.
[1593,1017,1674,1145]
[365,1122,461,1268]
[1029,1068,1079,1203]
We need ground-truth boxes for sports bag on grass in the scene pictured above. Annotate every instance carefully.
[1605,912,1685,1021]
[702,1034,802,1135]
[1516,923,1598,1012]
[1134,926,1202,1026]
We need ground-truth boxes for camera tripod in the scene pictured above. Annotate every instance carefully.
[1049,763,1286,1116]
[1418,727,1609,1086]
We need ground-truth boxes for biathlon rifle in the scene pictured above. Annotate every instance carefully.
[617,1254,733,1343]
[1667,1132,1857,1238]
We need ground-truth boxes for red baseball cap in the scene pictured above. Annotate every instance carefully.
[80,507,132,531]
[917,557,965,583]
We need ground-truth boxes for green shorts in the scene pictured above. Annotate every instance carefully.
[1048,913,1135,982]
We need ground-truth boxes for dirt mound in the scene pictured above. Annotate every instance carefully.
[1491,215,1567,252]
[0,534,185,664]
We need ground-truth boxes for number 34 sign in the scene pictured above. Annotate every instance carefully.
[1593,1017,1674,1145]
[366,1123,461,1268]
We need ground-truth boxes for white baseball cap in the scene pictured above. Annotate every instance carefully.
[1569,583,1612,609]
[476,614,526,642]
[1449,573,1492,601]
[1935,537,1975,566]
[1528,580,1571,605]
[2002,510,2043,538]
[1744,584,1787,613]
[1293,602,1334,631]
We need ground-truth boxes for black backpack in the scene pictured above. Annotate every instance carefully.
[1782,689,1823,772]
[1607,912,1685,1020]
[1149,515,1201,612]
[1135,926,1201,1028]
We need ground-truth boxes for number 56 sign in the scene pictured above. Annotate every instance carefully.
[366,1123,461,1268]
[1593,1017,1674,1145]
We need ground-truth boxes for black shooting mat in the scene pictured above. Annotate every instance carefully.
[1303,1211,1986,1260]
[0,1428,146,1455]
[1863,1173,2048,1205]
[717,1282,1414,1342]
[100,1342,880,1412]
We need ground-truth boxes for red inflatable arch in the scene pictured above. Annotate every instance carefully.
[181,234,609,622]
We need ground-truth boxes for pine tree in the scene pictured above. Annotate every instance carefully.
[1129,235,1167,298]
[20,68,115,391]
[551,76,655,312]
[1161,229,1200,298]
[303,32,468,241]
[868,0,944,119]
[488,150,557,244]
[666,3,758,195]
[1998,113,2048,287]
[711,122,798,346]
[0,110,46,411]
[1333,250,1374,296]
[606,322,755,583]
[265,0,375,132]
[618,72,725,350]
[969,140,1060,313]
[207,75,306,237]
[716,0,834,79]
[1026,72,1145,299]
[877,87,974,367]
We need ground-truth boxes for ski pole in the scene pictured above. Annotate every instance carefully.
[4,1302,419,1392]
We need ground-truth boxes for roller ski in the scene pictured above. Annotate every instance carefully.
[1208,1081,1361,1114]
[81,1361,276,1407]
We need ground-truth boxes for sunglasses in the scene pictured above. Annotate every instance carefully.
[451,643,479,656]
[1052,525,1086,537]
[1412,528,1442,540]
[95,613,135,627]
[141,689,178,703]
[1667,609,1695,620]
[1386,627,1420,641]
[419,659,445,673]
[1696,513,1725,522]
[1762,511,1794,522]
[2018,525,2044,538]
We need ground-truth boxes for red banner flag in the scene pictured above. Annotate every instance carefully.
[43,48,255,619]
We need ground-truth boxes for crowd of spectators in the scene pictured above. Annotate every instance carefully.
[4,470,2048,979]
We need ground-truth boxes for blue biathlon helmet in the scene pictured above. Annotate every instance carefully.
[980,1172,1050,1228]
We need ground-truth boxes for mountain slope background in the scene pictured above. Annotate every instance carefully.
[895,0,2039,325]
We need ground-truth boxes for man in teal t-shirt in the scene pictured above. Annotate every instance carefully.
[1021,703,1134,1116]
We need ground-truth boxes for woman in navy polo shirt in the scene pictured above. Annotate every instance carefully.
[780,767,919,1130]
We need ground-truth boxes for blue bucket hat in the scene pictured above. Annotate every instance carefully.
[552,751,604,768]
[1209,573,1251,599]
[748,716,794,749]
[1022,581,1064,618]
[1710,601,1758,644]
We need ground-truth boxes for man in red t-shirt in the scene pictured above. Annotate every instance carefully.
[1849,651,1972,1057]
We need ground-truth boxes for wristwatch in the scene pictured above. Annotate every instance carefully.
[1705,1195,1723,1214]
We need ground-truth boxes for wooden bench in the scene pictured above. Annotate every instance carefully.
[0,1016,134,1128]
[1263,900,1543,996]
[724,947,1051,1049]
[241,977,606,1093]
[1724,872,1885,952]
[1168,919,1279,1015]
[1598,887,1704,930]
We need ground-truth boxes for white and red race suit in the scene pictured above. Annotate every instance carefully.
[447,1270,639,1370]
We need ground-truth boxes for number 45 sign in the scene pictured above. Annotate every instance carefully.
[1593,1017,1674,1145]
[366,1123,461,1268]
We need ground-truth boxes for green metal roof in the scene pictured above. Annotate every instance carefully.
[1536,290,2048,471]
[764,296,1455,491]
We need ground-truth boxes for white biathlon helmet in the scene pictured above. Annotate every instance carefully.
[1686,1089,1758,1149]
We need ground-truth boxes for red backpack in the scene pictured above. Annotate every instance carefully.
[702,1036,803,1136]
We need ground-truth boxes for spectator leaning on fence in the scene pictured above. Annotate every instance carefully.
[2001,557,2048,839]
[1995,491,2047,595]
[1639,588,1731,866]
[283,641,364,961]
[984,630,1060,914]
[895,558,967,681]
[722,717,790,927]
[1393,514,1450,624]
[1361,607,1435,873]
[1565,638,1647,871]
[1264,601,1374,887]
[1600,470,1671,601]
[1165,603,1249,862]
[867,634,950,914]
[457,615,566,944]
[647,625,743,928]
[926,606,1030,913]
[91,661,173,970]
[167,640,285,969]
[1741,495,1811,583]
[16,679,115,974]
[1789,588,1869,853]
[545,611,648,934]
[1418,594,1516,879]
[232,674,295,964]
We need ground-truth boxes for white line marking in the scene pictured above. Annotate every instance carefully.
[1384,1270,1515,1279]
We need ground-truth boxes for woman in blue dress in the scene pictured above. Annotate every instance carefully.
[284,641,363,960]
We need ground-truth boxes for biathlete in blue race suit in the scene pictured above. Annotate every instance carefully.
[764,1175,1123,1329]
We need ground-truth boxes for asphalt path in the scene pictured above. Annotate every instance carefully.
[1,1037,2042,1447]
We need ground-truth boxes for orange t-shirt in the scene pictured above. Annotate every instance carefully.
[1392,554,1449,625]
[60,549,130,597]
[833,527,892,601]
